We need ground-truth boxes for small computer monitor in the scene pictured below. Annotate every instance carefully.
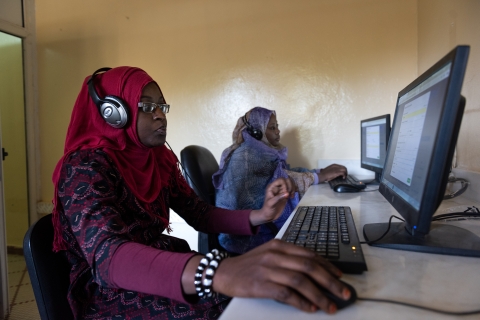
[363,45,480,257]
[360,114,391,184]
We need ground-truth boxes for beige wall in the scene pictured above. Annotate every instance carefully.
[36,0,419,202]
[418,0,480,172]
[36,0,480,202]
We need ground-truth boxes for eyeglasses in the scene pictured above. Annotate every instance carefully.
[138,102,170,114]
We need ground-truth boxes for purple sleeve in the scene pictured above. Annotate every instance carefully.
[105,163,258,302]
[109,242,198,304]
[203,207,259,235]
[107,208,257,304]
[313,171,319,184]
[61,150,257,305]
[108,209,257,303]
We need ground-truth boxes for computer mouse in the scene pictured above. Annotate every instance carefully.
[334,184,363,193]
[319,280,357,310]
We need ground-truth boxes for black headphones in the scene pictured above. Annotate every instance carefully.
[87,67,129,128]
[242,112,263,140]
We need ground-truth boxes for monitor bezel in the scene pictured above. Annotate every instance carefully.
[360,114,391,176]
[378,45,469,236]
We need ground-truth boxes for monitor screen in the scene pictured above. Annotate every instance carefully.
[360,114,391,184]
[363,45,480,257]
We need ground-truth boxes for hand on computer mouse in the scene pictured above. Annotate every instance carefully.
[317,280,357,310]
[213,239,353,314]
[317,164,348,182]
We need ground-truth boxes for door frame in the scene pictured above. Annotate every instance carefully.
[0,0,39,316]
[0,0,40,225]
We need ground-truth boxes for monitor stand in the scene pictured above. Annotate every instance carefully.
[359,172,381,185]
[363,221,480,257]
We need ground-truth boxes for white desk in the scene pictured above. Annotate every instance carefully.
[220,184,480,320]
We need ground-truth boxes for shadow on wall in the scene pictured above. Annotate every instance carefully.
[38,35,121,202]
[281,127,313,169]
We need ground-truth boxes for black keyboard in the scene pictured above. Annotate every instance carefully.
[328,174,366,192]
[281,206,367,274]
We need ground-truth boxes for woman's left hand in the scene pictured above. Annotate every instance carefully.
[317,164,348,182]
[249,178,295,226]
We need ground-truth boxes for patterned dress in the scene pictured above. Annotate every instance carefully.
[57,149,231,319]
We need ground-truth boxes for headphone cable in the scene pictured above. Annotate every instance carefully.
[165,141,211,203]
[356,296,480,315]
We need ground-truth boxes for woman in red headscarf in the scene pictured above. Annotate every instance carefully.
[52,67,351,319]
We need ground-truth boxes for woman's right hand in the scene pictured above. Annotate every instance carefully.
[213,239,351,314]
[249,177,295,226]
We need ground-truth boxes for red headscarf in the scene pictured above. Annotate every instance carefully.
[52,67,178,251]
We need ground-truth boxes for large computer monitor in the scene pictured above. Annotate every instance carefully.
[360,114,391,184]
[363,45,480,257]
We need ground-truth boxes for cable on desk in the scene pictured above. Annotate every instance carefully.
[359,215,404,245]
[356,206,480,315]
[432,206,480,221]
[432,213,480,221]
[357,297,480,316]
[360,206,480,245]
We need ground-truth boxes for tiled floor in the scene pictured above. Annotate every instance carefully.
[5,254,40,320]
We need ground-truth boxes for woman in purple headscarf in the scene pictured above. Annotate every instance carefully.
[213,107,347,254]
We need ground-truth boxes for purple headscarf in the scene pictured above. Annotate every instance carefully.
[212,107,298,254]
[214,106,286,188]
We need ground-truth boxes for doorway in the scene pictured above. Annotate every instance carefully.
[0,31,30,316]
[0,32,30,252]
[0,32,29,255]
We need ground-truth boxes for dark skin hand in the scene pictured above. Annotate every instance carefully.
[317,164,348,182]
[249,177,295,226]
[182,178,351,314]
[214,240,350,314]
[182,177,293,294]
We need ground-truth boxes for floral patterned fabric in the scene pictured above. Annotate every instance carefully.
[57,148,231,319]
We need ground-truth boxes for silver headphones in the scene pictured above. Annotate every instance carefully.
[87,67,129,128]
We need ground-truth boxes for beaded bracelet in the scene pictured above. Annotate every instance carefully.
[194,249,228,298]
[194,255,211,297]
